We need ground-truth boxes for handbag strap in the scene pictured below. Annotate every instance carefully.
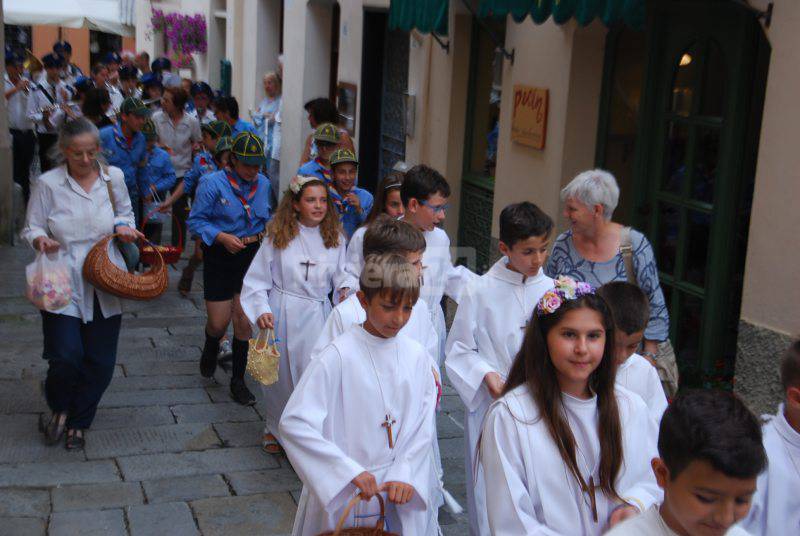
[105,177,119,217]
[333,493,386,534]
[619,226,638,287]
[254,328,273,350]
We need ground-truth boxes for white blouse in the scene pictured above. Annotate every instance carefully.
[22,165,135,322]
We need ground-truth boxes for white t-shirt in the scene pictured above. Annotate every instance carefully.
[606,504,753,535]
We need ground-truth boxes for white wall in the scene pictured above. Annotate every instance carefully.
[240,0,282,116]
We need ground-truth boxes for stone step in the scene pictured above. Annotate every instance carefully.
[116,447,278,481]
[85,422,220,460]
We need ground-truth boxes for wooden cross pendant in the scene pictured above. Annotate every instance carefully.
[382,414,396,449]
[300,259,316,281]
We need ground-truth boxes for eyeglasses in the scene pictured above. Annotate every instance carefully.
[419,200,449,213]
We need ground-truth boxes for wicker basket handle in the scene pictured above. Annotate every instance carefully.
[139,209,184,251]
[105,233,166,269]
[333,493,386,535]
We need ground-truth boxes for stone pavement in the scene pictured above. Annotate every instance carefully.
[0,244,470,535]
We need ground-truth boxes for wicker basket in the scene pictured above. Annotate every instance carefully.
[246,328,280,385]
[318,493,398,536]
[139,210,183,265]
[83,234,168,300]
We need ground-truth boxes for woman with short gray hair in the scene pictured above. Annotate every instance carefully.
[22,118,142,450]
[545,169,678,392]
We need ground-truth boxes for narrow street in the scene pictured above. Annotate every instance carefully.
[0,244,470,535]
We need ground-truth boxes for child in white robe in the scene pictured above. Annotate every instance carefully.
[445,201,555,536]
[607,389,766,536]
[340,165,477,364]
[342,171,406,292]
[597,282,668,423]
[739,340,800,535]
[240,175,347,454]
[313,215,460,527]
[280,254,438,535]
[481,276,662,535]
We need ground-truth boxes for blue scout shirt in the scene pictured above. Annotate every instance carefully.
[188,169,272,246]
[99,124,147,198]
[296,158,331,183]
[183,150,218,196]
[139,146,177,196]
[231,119,259,139]
[328,186,373,239]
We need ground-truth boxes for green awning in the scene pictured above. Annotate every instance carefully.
[478,0,644,29]
[389,0,449,35]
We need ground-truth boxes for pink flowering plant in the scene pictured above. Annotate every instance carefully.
[536,275,595,315]
[151,9,207,68]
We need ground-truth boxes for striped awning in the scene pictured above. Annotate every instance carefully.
[478,0,645,29]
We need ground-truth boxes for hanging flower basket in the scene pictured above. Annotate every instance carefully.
[151,9,207,68]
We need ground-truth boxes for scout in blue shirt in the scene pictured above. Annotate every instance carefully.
[187,132,272,407]
[296,122,338,183]
[139,119,177,244]
[214,95,259,140]
[175,133,234,296]
[327,149,373,239]
[99,97,149,223]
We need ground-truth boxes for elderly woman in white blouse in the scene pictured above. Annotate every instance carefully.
[23,118,142,450]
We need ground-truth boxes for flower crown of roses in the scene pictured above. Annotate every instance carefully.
[289,175,318,195]
[536,276,595,316]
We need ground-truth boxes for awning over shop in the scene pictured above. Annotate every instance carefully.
[389,0,449,35]
[477,0,645,29]
[3,0,134,36]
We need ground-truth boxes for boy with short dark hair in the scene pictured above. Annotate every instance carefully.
[445,201,555,535]
[139,119,177,243]
[606,389,766,536]
[343,164,477,364]
[280,254,438,535]
[598,281,668,422]
[740,340,800,534]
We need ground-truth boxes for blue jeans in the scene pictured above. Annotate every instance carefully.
[40,298,122,429]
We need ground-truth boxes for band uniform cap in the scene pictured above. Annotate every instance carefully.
[5,51,22,65]
[53,41,72,54]
[214,136,233,156]
[74,76,93,92]
[191,81,213,97]
[142,119,158,140]
[118,65,138,80]
[202,120,232,139]
[103,51,122,65]
[121,97,150,117]
[140,72,163,88]
[330,148,358,167]
[231,132,266,166]
[42,53,64,69]
[151,57,171,71]
[313,123,340,144]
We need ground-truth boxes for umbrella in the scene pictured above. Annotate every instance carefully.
[3,0,133,36]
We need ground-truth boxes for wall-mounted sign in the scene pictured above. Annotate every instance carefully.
[511,85,548,150]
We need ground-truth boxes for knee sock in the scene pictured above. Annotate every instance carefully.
[203,330,222,357]
[231,338,249,381]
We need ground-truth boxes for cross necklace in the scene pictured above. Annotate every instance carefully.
[573,427,599,523]
[364,337,399,449]
[296,229,317,281]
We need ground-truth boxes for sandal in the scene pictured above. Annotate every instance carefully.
[44,412,68,446]
[262,433,283,455]
[178,267,194,296]
[65,429,86,450]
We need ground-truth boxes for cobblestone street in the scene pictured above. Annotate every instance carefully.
[0,245,470,535]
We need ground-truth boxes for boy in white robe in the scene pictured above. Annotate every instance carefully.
[607,389,766,536]
[445,201,555,536]
[598,282,669,423]
[280,254,438,535]
[739,340,800,535]
[340,164,477,364]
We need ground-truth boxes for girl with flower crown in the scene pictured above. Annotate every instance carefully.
[480,277,662,535]
[240,175,347,454]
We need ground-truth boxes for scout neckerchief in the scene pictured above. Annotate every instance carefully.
[226,170,258,219]
[314,157,332,184]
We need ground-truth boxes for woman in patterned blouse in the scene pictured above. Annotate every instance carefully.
[545,169,670,361]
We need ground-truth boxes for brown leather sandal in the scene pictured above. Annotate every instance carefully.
[262,433,283,455]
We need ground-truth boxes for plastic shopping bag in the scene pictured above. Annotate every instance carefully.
[25,251,73,312]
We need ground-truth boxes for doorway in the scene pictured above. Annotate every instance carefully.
[598,0,770,386]
[457,18,505,274]
[359,10,409,193]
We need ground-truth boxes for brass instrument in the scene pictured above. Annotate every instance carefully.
[23,49,43,78]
